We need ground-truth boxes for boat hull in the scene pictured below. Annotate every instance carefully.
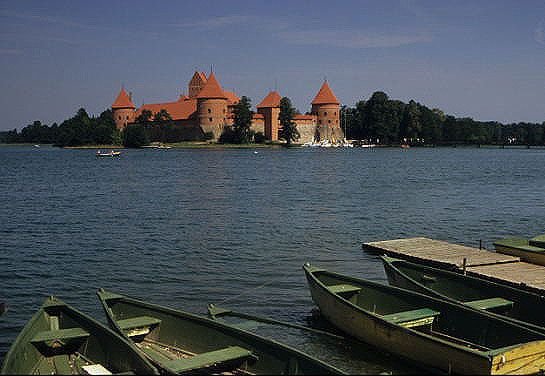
[97,289,343,375]
[382,256,545,333]
[303,265,545,375]
[494,238,545,266]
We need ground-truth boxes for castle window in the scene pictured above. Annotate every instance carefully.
[334,112,336,115]
[208,108,211,113]
[328,120,331,124]
[209,117,213,122]
[126,116,129,120]
[118,116,121,120]
[324,112,327,116]
[318,120,322,125]
[223,109,226,113]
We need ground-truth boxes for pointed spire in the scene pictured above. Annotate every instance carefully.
[257,91,282,108]
[196,72,226,99]
[311,80,340,105]
[112,87,136,109]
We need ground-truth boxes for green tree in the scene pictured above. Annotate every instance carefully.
[153,109,172,123]
[279,97,299,146]
[232,96,253,143]
[400,100,421,143]
[123,124,149,147]
[135,109,153,125]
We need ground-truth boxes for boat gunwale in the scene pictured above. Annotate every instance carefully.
[381,255,545,334]
[1,296,158,375]
[303,264,545,358]
[96,289,345,375]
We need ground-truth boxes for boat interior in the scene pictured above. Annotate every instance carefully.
[17,303,133,375]
[312,270,545,353]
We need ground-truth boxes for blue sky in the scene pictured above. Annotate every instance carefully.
[1,0,544,130]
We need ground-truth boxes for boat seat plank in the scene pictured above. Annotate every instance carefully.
[164,346,254,374]
[327,284,362,295]
[32,327,90,344]
[383,308,440,328]
[82,364,113,375]
[117,316,161,331]
[53,354,72,375]
[463,297,514,311]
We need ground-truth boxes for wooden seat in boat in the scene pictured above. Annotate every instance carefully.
[327,284,362,295]
[117,316,162,331]
[383,308,440,328]
[164,346,255,374]
[463,297,514,311]
[31,327,90,345]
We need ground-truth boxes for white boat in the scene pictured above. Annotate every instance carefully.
[96,150,121,157]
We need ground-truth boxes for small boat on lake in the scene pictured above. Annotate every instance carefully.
[303,263,545,374]
[494,236,545,266]
[0,302,5,316]
[381,255,545,334]
[1,296,158,375]
[96,150,121,157]
[97,289,344,375]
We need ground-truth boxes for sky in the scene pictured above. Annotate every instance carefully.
[1,0,544,130]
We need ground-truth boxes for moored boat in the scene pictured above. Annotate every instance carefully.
[303,263,545,375]
[97,289,344,375]
[381,255,545,334]
[1,296,158,375]
[494,236,545,266]
[0,302,5,316]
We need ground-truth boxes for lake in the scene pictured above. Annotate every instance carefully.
[1,145,544,373]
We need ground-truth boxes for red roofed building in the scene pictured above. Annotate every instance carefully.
[112,71,343,143]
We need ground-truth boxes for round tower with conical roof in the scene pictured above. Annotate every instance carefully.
[111,88,136,129]
[311,81,343,142]
[196,72,227,140]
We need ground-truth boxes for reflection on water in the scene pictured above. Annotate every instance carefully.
[1,145,544,373]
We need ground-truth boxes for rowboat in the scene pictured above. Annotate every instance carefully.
[96,150,121,157]
[381,255,545,333]
[1,296,158,375]
[97,289,344,375]
[303,263,545,374]
[494,236,545,266]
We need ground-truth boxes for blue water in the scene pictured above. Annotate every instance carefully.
[1,145,544,373]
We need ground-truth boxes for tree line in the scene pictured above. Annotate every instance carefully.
[2,91,543,147]
[342,91,545,145]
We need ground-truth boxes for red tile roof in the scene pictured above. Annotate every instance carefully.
[112,88,135,109]
[252,113,264,119]
[136,97,197,121]
[196,72,226,99]
[311,81,340,105]
[224,90,240,105]
[257,91,281,108]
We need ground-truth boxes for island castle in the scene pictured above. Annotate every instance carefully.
[111,71,344,143]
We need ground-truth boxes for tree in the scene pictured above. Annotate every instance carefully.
[153,109,172,123]
[279,97,299,146]
[232,96,253,143]
[135,109,153,125]
[123,124,149,147]
[400,100,421,143]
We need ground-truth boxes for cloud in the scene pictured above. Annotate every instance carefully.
[170,15,253,30]
[535,25,545,45]
[276,29,433,48]
[0,48,23,55]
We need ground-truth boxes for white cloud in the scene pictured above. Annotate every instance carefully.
[170,15,253,30]
[535,25,545,45]
[276,29,433,48]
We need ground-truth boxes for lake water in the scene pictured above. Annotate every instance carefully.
[1,145,544,373]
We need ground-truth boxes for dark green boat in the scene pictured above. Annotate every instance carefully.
[1,296,158,375]
[97,289,344,375]
[494,236,545,266]
[304,263,545,374]
[381,255,545,333]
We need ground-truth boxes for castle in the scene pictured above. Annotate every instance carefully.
[111,71,344,143]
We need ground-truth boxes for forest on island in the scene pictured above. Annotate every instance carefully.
[1,91,544,146]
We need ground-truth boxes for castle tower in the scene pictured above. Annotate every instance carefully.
[188,71,207,98]
[311,80,343,142]
[257,91,281,141]
[196,72,227,140]
[111,87,136,129]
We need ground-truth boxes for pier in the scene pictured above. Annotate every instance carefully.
[363,237,545,294]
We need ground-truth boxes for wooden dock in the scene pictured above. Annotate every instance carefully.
[363,237,545,294]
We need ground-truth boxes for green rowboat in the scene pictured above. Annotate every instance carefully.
[381,255,545,333]
[1,296,158,375]
[303,263,545,374]
[97,289,344,375]
[494,237,545,266]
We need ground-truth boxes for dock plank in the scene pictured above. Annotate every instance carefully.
[363,237,545,294]
[363,237,519,268]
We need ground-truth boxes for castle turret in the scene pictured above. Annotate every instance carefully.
[196,72,227,140]
[257,91,281,141]
[111,88,136,129]
[311,81,343,142]
[188,71,207,98]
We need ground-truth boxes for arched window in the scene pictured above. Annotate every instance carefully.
[209,118,213,122]
[324,112,327,116]
[318,120,322,125]
[118,116,121,120]
[126,116,129,120]
[328,120,331,124]
[208,108,211,113]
